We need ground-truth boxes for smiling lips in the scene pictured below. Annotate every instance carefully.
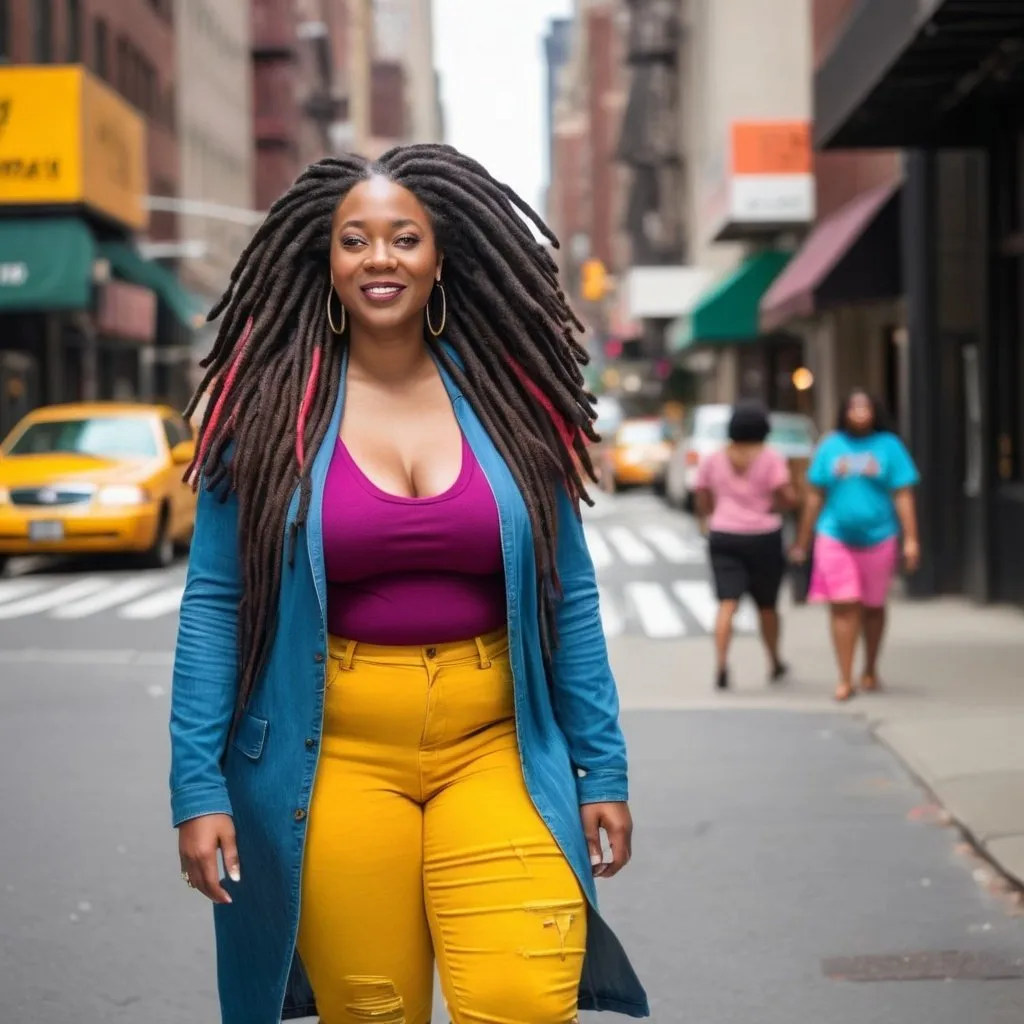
[360,282,407,304]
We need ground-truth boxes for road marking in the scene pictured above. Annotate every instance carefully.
[0,648,174,666]
[640,525,705,564]
[625,581,686,638]
[583,526,613,569]
[606,526,655,565]
[51,577,167,619]
[0,578,51,605]
[0,577,111,619]
[597,586,624,637]
[672,581,759,634]
[118,584,186,619]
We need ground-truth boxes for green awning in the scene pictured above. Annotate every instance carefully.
[0,218,95,312]
[670,250,792,351]
[98,242,205,330]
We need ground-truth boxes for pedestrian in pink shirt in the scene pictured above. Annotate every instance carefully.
[694,402,800,689]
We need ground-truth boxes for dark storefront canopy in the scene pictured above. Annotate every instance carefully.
[816,0,1024,149]
[98,242,205,330]
[759,182,902,331]
[0,219,95,312]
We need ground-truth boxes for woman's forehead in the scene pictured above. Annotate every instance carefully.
[334,176,429,225]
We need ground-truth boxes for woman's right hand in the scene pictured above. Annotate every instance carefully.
[178,813,240,904]
[789,543,808,564]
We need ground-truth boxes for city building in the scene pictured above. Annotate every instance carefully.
[175,0,255,339]
[542,17,573,198]
[758,0,904,433]
[0,2,203,429]
[666,0,813,413]
[815,0,1024,608]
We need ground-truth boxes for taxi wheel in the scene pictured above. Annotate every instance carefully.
[141,507,175,570]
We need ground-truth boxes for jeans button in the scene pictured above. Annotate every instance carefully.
[294,808,307,822]
[426,647,437,659]
[314,651,324,663]
[304,738,315,750]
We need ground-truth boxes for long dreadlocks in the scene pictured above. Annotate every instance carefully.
[185,144,600,718]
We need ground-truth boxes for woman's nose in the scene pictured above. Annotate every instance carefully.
[364,241,397,268]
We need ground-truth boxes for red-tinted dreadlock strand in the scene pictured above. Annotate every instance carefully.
[295,344,323,470]
[189,316,255,485]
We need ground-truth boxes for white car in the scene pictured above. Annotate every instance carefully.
[664,404,818,510]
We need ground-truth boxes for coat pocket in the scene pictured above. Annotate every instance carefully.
[231,711,269,761]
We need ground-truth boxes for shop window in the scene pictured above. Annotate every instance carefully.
[65,0,81,61]
[33,0,54,62]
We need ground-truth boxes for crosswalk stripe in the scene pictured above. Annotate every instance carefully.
[734,600,759,633]
[583,526,613,569]
[625,581,686,638]
[118,584,186,620]
[606,526,655,565]
[0,577,111,619]
[0,578,51,606]
[640,525,705,564]
[52,577,167,619]
[671,581,716,632]
[597,586,624,637]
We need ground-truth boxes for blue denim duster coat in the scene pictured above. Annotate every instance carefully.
[169,345,650,1021]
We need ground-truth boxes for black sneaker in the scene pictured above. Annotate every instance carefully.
[716,668,729,690]
[770,661,789,683]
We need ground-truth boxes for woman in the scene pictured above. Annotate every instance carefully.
[169,146,647,1024]
[694,402,797,690]
[791,390,920,702]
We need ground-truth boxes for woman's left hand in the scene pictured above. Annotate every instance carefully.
[581,802,633,878]
[903,537,920,573]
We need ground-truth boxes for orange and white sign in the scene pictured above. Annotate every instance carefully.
[706,120,814,239]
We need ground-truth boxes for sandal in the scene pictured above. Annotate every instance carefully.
[834,681,856,702]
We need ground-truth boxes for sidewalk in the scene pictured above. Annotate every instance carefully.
[610,591,1024,889]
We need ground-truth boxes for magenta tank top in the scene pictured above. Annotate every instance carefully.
[322,434,507,645]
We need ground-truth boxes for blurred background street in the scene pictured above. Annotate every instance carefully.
[2,0,1024,1021]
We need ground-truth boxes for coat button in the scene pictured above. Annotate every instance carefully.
[304,738,315,750]
[294,808,307,821]
[314,652,324,663]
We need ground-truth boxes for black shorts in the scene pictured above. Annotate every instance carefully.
[708,529,785,609]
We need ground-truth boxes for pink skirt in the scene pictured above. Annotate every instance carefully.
[808,533,898,608]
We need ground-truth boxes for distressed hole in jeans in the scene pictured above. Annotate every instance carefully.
[520,899,583,961]
[343,975,405,1023]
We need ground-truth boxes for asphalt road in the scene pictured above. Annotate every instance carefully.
[2,491,1023,1023]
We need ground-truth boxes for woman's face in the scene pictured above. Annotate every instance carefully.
[329,175,442,335]
[845,392,875,433]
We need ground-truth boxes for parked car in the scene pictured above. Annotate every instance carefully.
[664,404,818,510]
[597,416,675,493]
[0,402,197,573]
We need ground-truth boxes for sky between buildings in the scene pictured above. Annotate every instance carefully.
[434,0,572,218]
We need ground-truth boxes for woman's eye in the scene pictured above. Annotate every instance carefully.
[341,237,364,248]
[395,235,420,247]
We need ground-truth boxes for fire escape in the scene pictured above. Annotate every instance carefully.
[618,0,685,268]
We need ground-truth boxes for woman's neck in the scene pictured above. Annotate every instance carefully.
[347,325,433,386]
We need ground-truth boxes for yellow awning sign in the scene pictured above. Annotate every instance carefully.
[0,66,147,231]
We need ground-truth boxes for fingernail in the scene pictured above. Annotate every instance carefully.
[590,853,602,866]
[228,866,241,883]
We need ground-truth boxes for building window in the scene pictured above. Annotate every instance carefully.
[93,17,109,79]
[65,0,81,61]
[33,0,54,63]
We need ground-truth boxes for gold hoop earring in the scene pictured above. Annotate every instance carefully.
[426,280,447,338]
[327,278,346,335]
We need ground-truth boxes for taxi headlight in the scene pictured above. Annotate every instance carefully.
[96,485,150,507]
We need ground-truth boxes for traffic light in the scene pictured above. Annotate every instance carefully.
[580,258,608,302]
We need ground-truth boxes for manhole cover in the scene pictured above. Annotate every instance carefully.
[823,951,1024,982]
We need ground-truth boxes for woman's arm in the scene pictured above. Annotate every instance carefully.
[792,487,823,558]
[774,482,801,512]
[169,481,243,827]
[549,485,628,806]
[694,487,713,534]
[893,487,920,572]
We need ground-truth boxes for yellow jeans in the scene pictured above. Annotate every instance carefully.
[297,628,587,1024]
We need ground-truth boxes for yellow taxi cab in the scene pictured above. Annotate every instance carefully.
[0,402,197,572]
[597,416,674,493]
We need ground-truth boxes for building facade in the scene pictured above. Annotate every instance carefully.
[815,0,1024,607]
[0,2,203,427]
[176,0,254,305]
